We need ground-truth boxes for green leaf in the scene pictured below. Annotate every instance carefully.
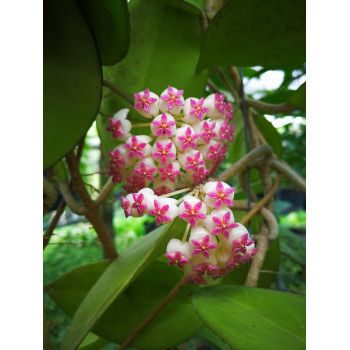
[254,115,283,158]
[98,0,208,160]
[227,109,245,164]
[288,82,306,111]
[198,327,230,350]
[43,0,102,169]
[192,285,306,350]
[60,218,186,350]
[77,0,131,66]
[78,333,109,350]
[164,0,205,15]
[197,0,306,70]
[46,258,201,349]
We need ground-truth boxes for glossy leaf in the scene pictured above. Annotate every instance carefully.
[77,0,131,66]
[98,0,208,159]
[254,115,283,158]
[192,285,306,350]
[78,333,109,350]
[227,109,245,164]
[289,82,306,111]
[164,0,204,15]
[197,0,306,70]
[46,258,201,349]
[60,218,186,350]
[198,327,230,350]
[43,0,102,169]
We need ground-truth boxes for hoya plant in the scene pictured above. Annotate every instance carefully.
[43,0,306,349]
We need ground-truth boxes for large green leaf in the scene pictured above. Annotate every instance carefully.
[279,226,306,266]
[192,285,306,350]
[43,0,102,169]
[227,108,245,164]
[164,0,205,15]
[46,258,201,349]
[197,0,306,70]
[78,333,109,350]
[198,327,231,350]
[288,82,306,111]
[60,218,186,350]
[254,115,283,158]
[98,0,208,159]
[77,0,131,66]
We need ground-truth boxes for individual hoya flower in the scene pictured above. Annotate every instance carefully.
[152,138,177,165]
[199,121,218,144]
[108,163,129,184]
[185,151,205,171]
[197,140,218,161]
[158,162,181,182]
[203,93,226,118]
[225,101,234,121]
[122,174,146,194]
[179,195,207,227]
[106,108,132,141]
[131,192,148,217]
[203,181,235,210]
[204,208,238,239]
[189,226,218,259]
[173,125,198,151]
[232,233,255,255]
[207,141,223,163]
[165,238,193,269]
[191,254,219,277]
[183,98,208,123]
[220,119,234,142]
[134,88,159,118]
[151,113,177,137]
[121,196,132,217]
[192,166,210,185]
[159,86,185,115]
[149,198,179,226]
[185,273,207,285]
[133,158,157,182]
[124,135,152,159]
[108,145,134,168]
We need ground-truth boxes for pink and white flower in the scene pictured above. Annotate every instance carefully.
[106,108,132,141]
[203,93,226,118]
[158,162,181,182]
[124,135,152,159]
[183,98,208,123]
[133,158,157,183]
[149,198,179,226]
[173,126,198,151]
[189,227,218,259]
[151,113,177,137]
[179,195,207,227]
[134,88,159,118]
[152,138,177,165]
[203,181,235,210]
[204,208,238,239]
[165,238,193,269]
[159,86,185,115]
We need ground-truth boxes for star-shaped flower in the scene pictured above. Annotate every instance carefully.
[133,162,156,181]
[121,196,131,218]
[149,199,171,226]
[108,149,125,167]
[124,135,147,159]
[106,118,123,140]
[185,151,205,171]
[191,235,218,259]
[193,263,219,276]
[232,233,255,255]
[178,127,198,151]
[200,121,217,144]
[207,181,235,209]
[211,211,239,239]
[207,142,222,163]
[193,167,210,185]
[122,175,145,193]
[158,163,180,182]
[134,88,158,113]
[160,86,184,111]
[164,251,190,269]
[189,98,208,121]
[179,200,207,227]
[215,93,226,114]
[185,274,207,285]
[151,113,177,137]
[152,141,176,164]
[131,193,147,216]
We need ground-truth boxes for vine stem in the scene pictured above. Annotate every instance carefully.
[217,144,272,182]
[182,223,191,243]
[240,174,280,225]
[102,80,134,105]
[131,123,151,128]
[160,187,191,198]
[118,278,187,350]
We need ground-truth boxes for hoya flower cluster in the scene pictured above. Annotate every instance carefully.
[105,86,257,284]
[106,86,234,194]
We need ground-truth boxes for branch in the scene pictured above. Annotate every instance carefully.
[57,182,84,215]
[234,200,278,240]
[43,200,66,250]
[118,278,186,350]
[246,98,297,114]
[240,174,280,226]
[102,80,134,106]
[245,225,270,287]
[271,158,306,193]
[94,178,115,206]
[43,177,57,209]
[218,144,272,182]
[65,150,118,259]
[215,67,239,102]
